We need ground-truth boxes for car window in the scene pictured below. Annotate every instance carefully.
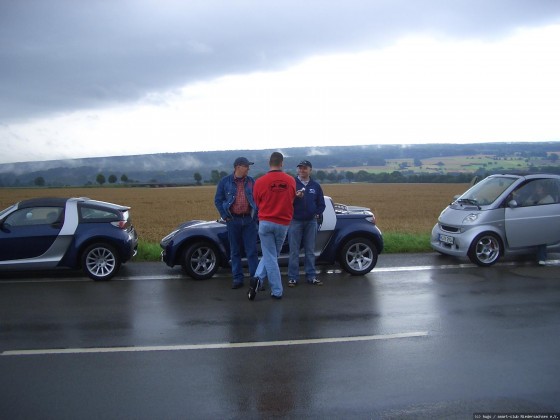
[512,179,560,207]
[4,206,63,227]
[79,205,120,221]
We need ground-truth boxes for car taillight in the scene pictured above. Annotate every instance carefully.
[111,220,128,229]
[366,215,376,224]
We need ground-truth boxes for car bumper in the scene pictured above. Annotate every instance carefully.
[430,224,468,257]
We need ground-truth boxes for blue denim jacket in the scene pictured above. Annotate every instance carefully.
[214,173,257,220]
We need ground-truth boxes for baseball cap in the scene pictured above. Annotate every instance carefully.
[297,160,312,168]
[234,157,254,167]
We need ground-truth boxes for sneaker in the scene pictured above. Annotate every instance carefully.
[231,282,243,289]
[248,277,260,301]
[270,294,282,300]
[538,260,546,266]
[307,278,323,286]
[288,279,297,287]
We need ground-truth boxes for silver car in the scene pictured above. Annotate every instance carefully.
[431,174,560,266]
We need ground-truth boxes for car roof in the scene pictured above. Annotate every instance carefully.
[17,197,69,208]
[488,173,560,181]
[16,197,130,211]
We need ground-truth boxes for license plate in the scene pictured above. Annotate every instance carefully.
[439,234,454,245]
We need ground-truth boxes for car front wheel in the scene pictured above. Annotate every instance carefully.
[182,242,220,280]
[82,243,121,281]
[339,237,378,275]
[468,233,502,266]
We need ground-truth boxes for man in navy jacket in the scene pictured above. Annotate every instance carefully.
[288,160,326,286]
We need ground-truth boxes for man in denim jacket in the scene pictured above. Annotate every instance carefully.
[214,157,259,289]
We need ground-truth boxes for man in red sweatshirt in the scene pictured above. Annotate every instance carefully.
[248,151,296,300]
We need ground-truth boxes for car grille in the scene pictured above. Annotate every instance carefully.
[440,224,460,233]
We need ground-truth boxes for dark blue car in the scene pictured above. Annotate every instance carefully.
[0,197,138,280]
[161,196,383,280]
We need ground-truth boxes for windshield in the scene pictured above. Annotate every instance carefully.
[458,176,517,206]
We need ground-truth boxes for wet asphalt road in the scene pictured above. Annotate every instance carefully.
[1,253,559,419]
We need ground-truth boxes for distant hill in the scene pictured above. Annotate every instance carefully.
[1,142,560,187]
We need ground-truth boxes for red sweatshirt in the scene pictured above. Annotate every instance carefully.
[253,170,296,225]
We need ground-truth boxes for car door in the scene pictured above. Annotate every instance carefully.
[0,206,64,261]
[504,179,560,248]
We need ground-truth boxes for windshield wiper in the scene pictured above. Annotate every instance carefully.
[456,198,481,209]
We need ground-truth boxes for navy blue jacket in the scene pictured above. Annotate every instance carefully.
[293,177,326,221]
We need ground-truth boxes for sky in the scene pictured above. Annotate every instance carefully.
[1,0,560,165]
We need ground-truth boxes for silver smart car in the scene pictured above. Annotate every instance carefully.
[431,174,560,266]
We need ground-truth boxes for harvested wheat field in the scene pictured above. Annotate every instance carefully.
[0,183,469,243]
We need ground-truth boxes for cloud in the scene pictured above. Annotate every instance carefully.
[2,0,560,124]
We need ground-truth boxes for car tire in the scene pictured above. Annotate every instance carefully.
[339,237,378,275]
[82,243,121,281]
[467,232,502,266]
[182,241,220,280]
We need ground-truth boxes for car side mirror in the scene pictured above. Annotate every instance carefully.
[508,200,519,208]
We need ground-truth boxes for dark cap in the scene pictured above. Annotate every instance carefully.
[297,160,312,168]
[233,157,254,167]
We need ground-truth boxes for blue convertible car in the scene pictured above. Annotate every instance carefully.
[161,196,383,280]
[0,197,138,280]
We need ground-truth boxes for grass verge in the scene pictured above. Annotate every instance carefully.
[382,232,432,253]
[134,232,433,262]
[136,240,163,262]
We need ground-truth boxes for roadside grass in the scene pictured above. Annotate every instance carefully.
[381,232,431,254]
[135,232,433,262]
[136,240,163,262]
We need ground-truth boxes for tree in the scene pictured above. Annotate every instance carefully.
[108,174,117,184]
[194,172,202,185]
[345,171,355,182]
[34,176,45,186]
[210,170,221,184]
[121,174,129,183]
[316,170,327,182]
[96,174,106,185]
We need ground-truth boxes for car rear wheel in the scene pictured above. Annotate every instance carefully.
[339,237,378,275]
[182,241,219,280]
[82,243,121,281]
[468,233,502,266]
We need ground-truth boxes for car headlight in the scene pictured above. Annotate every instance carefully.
[161,230,179,243]
[463,213,479,223]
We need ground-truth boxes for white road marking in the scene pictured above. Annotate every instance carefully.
[1,331,428,356]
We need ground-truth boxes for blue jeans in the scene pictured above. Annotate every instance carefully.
[288,219,318,281]
[227,216,258,284]
[255,221,289,297]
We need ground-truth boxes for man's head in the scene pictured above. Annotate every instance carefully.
[233,157,253,178]
[233,157,254,168]
[269,152,284,168]
[297,160,312,180]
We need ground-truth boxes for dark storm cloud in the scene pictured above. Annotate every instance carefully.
[1,0,559,123]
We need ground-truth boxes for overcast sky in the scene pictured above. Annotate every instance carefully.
[1,0,560,164]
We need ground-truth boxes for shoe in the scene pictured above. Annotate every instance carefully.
[538,260,546,266]
[248,277,260,301]
[270,294,282,300]
[258,284,266,291]
[307,278,323,285]
[232,282,243,289]
[288,279,297,287]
